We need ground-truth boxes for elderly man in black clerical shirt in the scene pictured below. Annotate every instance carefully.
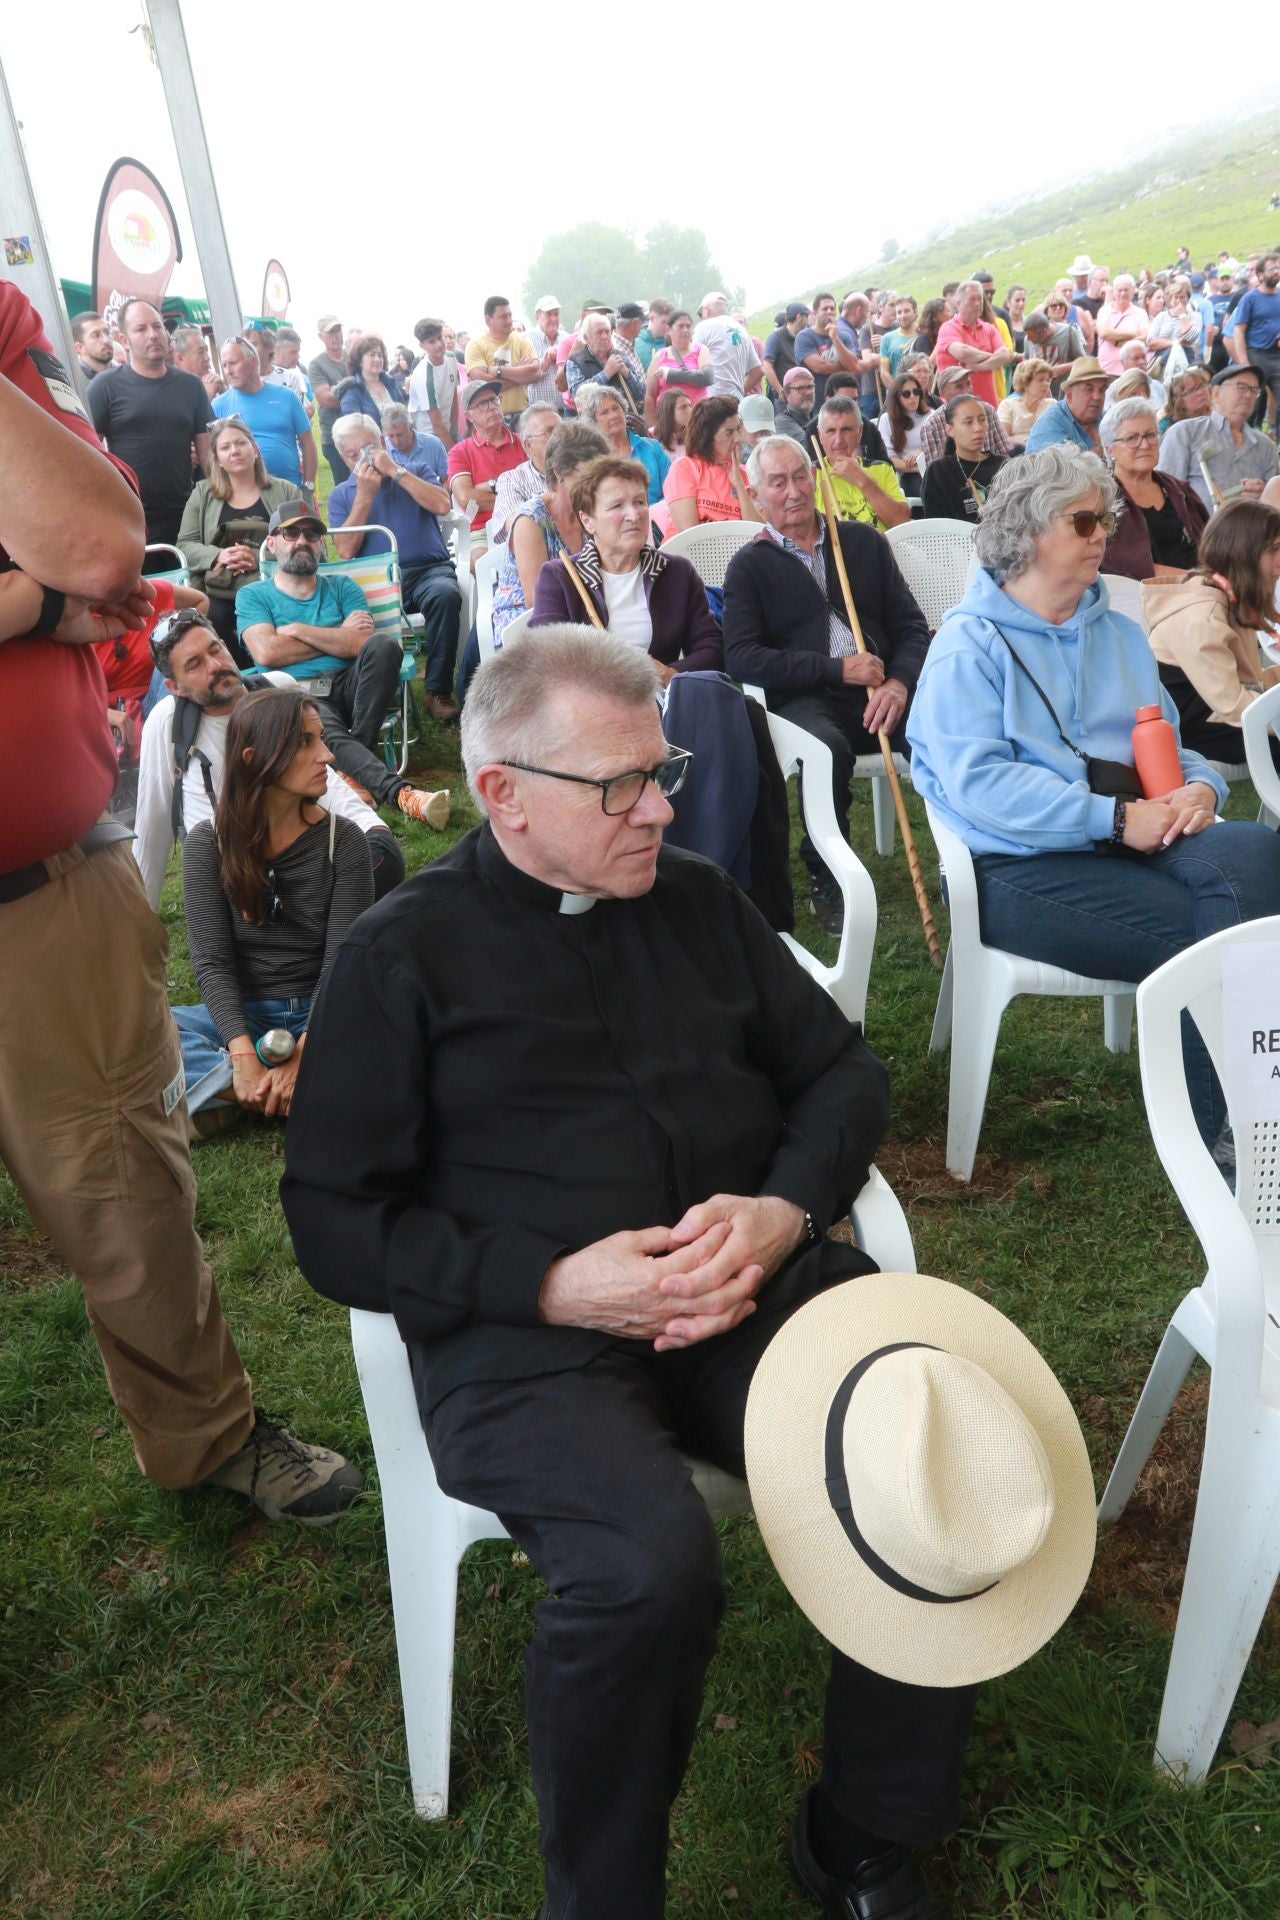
[282,629,973,1920]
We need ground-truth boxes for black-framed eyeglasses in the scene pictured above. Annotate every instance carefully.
[149,605,214,668]
[499,748,693,815]
[263,866,285,925]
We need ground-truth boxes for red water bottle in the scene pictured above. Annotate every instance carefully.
[1132,704,1183,799]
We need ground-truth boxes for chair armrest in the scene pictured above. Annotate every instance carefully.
[849,1164,916,1273]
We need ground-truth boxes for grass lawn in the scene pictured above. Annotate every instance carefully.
[5,585,1280,1915]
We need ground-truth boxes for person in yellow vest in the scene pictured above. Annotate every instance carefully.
[813,395,910,531]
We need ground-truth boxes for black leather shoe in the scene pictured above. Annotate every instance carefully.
[787,1787,950,1920]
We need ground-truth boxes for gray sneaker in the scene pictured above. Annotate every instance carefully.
[201,1410,365,1525]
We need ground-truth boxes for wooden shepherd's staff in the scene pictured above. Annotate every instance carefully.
[810,437,943,969]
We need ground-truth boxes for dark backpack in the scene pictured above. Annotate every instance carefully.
[170,695,217,841]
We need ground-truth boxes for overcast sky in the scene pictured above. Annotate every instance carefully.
[4,1,1272,350]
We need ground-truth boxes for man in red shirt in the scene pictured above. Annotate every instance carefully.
[445,381,525,556]
[0,283,362,1524]
[935,280,1016,408]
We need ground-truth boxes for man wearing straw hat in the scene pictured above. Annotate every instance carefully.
[282,628,1095,1920]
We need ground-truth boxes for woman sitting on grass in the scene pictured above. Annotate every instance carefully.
[173,685,373,1136]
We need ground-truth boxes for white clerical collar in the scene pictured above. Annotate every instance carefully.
[559,891,596,915]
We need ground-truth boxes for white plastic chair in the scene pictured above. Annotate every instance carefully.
[766,710,877,1026]
[446,508,474,646]
[1100,571,1148,632]
[924,802,1137,1182]
[473,547,502,662]
[1240,679,1280,830]
[882,518,977,633]
[1098,917,1280,1782]
[659,518,760,587]
[501,609,534,647]
[349,1165,915,1819]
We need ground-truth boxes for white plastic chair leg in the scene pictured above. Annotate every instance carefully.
[1096,1322,1197,1525]
[929,945,954,1053]
[943,968,1010,1182]
[388,1519,466,1819]
[1154,1408,1280,1783]
[1103,991,1136,1054]
[871,775,895,858]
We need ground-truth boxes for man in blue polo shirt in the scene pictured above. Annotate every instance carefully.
[1025,358,1112,454]
[1231,253,1280,424]
[328,411,462,722]
[213,338,316,493]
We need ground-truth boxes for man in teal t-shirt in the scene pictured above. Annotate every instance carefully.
[236,500,447,822]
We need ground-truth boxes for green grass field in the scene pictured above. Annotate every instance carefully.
[748,111,1280,329]
[5,696,1280,1916]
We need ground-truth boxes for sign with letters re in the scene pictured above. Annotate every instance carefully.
[1221,942,1280,1124]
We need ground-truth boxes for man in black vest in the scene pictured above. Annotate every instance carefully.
[283,629,972,1920]
[723,436,930,934]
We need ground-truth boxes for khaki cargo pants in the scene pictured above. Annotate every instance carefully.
[0,839,253,1488]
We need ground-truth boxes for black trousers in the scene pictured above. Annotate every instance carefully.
[423,1248,977,1920]
[772,686,910,884]
[312,633,405,806]
[401,558,462,694]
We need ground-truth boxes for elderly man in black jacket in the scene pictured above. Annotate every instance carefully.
[282,628,973,1920]
[723,435,931,932]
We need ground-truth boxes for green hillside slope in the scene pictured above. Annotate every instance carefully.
[749,111,1280,330]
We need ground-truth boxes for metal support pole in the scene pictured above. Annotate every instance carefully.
[143,0,242,344]
[0,55,78,373]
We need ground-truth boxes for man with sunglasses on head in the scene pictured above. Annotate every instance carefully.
[0,282,364,1527]
[283,629,968,1920]
[236,501,451,827]
[134,607,407,906]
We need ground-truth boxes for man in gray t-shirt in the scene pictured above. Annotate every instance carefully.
[307,315,349,484]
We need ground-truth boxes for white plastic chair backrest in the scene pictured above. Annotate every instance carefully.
[1135,919,1280,1372]
[765,709,877,1026]
[1242,681,1280,819]
[1101,572,1148,632]
[502,610,534,647]
[882,519,977,631]
[474,547,502,660]
[660,519,759,588]
[922,803,982,952]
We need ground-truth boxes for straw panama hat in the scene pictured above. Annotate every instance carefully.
[744,1273,1096,1688]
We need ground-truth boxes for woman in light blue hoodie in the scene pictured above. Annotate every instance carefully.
[907,446,1280,1143]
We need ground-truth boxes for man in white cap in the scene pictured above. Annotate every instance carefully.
[284,629,982,1920]
[738,391,777,450]
[527,295,563,409]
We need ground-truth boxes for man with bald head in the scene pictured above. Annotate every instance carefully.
[87,299,214,551]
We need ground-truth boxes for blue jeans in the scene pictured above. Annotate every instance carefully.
[172,996,311,1113]
[973,821,1280,1144]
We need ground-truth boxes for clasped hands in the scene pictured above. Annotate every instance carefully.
[1122,781,1217,852]
[538,1194,807,1352]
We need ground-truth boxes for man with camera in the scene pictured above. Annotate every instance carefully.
[327,412,462,724]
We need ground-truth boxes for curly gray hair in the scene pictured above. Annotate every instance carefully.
[1098,395,1159,451]
[975,446,1117,584]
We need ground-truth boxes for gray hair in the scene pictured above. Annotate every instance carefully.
[543,421,609,484]
[818,394,862,430]
[380,402,413,432]
[1099,396,1159,449]
[170,325,203,353]
[517,401,561,442]
[974,446,1117,584]
[332,413,379,454]
[461,626,660,809]
[573,382,627,427]
[745,434,812,488]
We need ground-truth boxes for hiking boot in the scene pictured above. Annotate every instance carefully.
[201,1410,365,1525]
[335,770,376,806]
[187,1101,243,1145]
[422,690,461,724]
[809,880,844,938]
[397,785,451,830]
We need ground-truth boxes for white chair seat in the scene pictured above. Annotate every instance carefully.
[1098,917,1280,1783]
[925,803,1136,1181]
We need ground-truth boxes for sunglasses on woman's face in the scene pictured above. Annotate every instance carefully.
[1061,509,1117,538]
[898,387,922,398]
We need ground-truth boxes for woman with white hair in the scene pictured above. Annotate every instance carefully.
[907,446,1280,1145]
[1100,397,1206,582]
[574,380,671,504]
[490,402,562,541]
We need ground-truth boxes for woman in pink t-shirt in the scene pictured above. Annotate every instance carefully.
[656,395,761,536]
[644,309,713,425]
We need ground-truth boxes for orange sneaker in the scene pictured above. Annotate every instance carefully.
[396,786,451,829]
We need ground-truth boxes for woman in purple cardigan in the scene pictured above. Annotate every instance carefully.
[530,455,723,682]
